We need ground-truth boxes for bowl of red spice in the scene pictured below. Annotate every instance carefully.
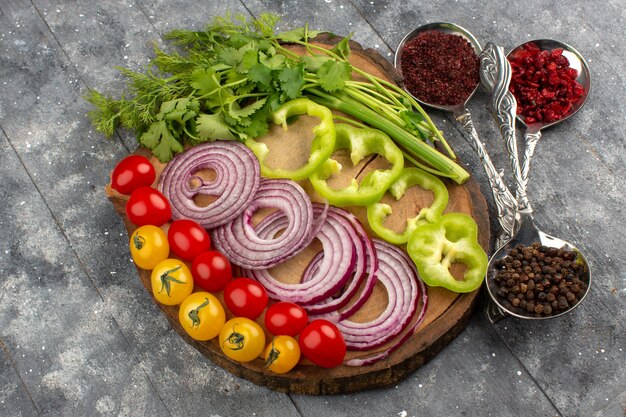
[507,39,590,128]
[394,22,482,110]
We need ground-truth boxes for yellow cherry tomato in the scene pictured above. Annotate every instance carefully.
[179,292,225,341]
[150,259,193,306]
[219,317,266,362]
[129,225,169,270]
[264,335,300,374]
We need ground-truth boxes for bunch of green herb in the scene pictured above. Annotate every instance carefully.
[86,13,469,183]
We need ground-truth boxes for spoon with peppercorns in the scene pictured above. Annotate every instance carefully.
[480,43,591,322]
[395,22,518,247]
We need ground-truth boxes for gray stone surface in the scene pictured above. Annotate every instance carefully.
[0,0,624,416]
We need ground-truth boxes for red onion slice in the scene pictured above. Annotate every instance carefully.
[336,239,427,352]
[345,280,427,366]
[211,179,318,269]
[303,207,378,318]
[158,141,260,229]
[242,205,376,306]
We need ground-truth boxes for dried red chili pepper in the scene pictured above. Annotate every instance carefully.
[400,31,479,106]
[508,42,585,124]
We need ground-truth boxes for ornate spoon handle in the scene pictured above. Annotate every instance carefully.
[479,43,531,214]
[454,108,517,245]
[521,130,542,197]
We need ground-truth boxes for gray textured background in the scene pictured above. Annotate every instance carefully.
[0,0,624,416]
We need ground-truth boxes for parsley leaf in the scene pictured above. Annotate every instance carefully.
[317,61,352,92]
[330,36,352,60]
[218,46,244,66]
[139,98,199,161]
[248,63,274,90]
[228,98,267,120]
[259,51,286,70]
[196,113,236,141]
[190,68,221,96]
[399,110,432,141]
[301,55,331,71]
[159,98,199,125]
[139,120,184,162]
[276,27,321,43]
[278,64,305,99]
[238,49,259,73]
[237,105,270,139]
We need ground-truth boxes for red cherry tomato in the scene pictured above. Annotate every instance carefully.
[111,155,156,195]
[167,219,211,261]
[264,302,308,336]
[126,186,171,227]
[298,319,346,368]
[223,278,268,320]
[191,251,232,292]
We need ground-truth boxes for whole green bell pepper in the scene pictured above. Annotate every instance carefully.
[309,123,404,206]
[244,98,336,181]
[367,167,448,245]
[407,212,488,293]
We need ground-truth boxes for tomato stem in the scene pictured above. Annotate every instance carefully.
[224,326,245,350]
[133,233,146,249]
[159,265,184,296]
[265,340,280,368]
[188,298,210,328]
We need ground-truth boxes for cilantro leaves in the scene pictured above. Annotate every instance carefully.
[86,11,457,181]
[318,61,352,92]
[140,98,199,162]
[86,13,331,161]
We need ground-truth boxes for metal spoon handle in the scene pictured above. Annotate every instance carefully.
[454,109,517,244]
[479,43,531,213]
[521,130,542,204]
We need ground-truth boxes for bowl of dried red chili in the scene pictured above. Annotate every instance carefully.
[394,22,482,111]
[507,39,590,129]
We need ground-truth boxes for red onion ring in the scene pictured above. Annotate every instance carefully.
[211,179,319,269]
[158,141,260,229]
[302,208,378,318]
[242,205,377,306]
[335,239,427,352]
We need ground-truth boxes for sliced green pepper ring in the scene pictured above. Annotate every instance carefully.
[309,123,404,206]
[407,212,488,293]
[367,167,448,245]
[244,98,336,181]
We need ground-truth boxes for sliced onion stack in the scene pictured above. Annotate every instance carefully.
[242,205,378,307]
[158,141,260,229]
[335,239,428,357]
[300,207,378,318]
[211,179,320,269]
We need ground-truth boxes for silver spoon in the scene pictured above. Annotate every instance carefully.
[508,39,591,205]
[480,42,591,321]
[394,22,518,246]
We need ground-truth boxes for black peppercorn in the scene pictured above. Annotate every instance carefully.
[492,242,588,317]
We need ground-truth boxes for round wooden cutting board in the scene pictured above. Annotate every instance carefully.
[105,36,490,395]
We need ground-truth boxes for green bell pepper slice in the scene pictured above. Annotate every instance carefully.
[244,98,336,181]
[407,212,488,293]
[367,167,448,245]
[309,123,404,206]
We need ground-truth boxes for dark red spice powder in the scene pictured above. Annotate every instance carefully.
[508,42,585,124]
[400,31,480,106]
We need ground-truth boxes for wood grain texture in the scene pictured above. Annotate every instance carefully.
[105,38,490,394]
